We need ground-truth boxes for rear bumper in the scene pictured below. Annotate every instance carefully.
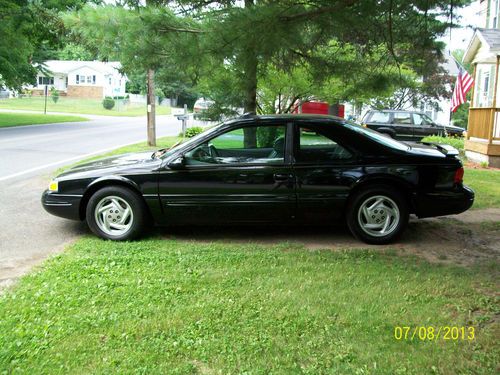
[41,190,82,221]
[413,185,474,218]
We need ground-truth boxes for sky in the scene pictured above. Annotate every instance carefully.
[441,1,484,53]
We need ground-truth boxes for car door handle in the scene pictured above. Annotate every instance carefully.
[273,173,292,181]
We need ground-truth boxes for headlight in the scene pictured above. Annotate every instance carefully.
[48,180,59,192]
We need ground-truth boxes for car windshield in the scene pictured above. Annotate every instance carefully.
[344,122,409,151]
[155,124,222,159]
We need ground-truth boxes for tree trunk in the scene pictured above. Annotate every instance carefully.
[242,0,257,148]
[147,68,156,146]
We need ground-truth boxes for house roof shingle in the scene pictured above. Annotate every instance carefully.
[463,28,500,64]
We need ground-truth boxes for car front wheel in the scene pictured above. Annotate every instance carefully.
[86,186,147,240]
[346,186,408,244]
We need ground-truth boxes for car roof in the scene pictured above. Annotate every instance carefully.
[366,109,426,115]
[227,113,346,123]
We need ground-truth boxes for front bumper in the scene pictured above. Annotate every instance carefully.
[41,190,83,221]
[413,185,474,218]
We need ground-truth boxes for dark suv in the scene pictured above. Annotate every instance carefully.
[362,110,465,141]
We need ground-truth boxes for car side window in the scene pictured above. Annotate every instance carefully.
[368,111,390,123]
[184,124,286,166]
[413,113,431,126]
[296,126,352,163]
[393,112,412,125]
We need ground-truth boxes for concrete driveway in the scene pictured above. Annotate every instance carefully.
[0,114,184,288]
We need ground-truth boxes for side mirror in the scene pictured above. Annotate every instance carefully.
[168,156,185,169]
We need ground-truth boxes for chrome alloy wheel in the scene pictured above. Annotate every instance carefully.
[357,195,400,238]
[94,196,134,236]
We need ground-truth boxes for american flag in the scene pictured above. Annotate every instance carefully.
[451,68,474,112]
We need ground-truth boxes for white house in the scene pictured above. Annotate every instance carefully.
[26,60,127,99]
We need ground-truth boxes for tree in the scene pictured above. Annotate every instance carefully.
[0,0,98,89]
[64,4,201,146]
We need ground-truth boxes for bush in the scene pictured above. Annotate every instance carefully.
[184,126,204,138]
[102,97,115,110]
[50,87,59,104]
[421,135,464,151]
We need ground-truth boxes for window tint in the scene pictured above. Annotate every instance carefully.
[368,111,390,123]
[393,112,412,124]
[184,125,286,166]
[296,127,352,162]
[345,122,409,151]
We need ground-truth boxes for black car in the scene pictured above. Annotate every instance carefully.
[42,114,474,244]
[362,110,465,141]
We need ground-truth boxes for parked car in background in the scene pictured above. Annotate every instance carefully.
[193,97,215,119]
[362,110,465,141]
[42,114,473,245]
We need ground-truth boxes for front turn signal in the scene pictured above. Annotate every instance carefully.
[48,180,59,192]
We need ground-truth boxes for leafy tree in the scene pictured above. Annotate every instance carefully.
[0,0,99,89]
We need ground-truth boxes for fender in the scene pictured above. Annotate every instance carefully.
[350,171,417,192]
[87,175,142,194]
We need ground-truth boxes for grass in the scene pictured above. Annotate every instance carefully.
[465,168,500,209]
[0,97,172,117]
[0,112,88,128]
[0,238,497,374]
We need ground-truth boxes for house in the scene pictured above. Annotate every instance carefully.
[462,0,500,167]
[26,60,127,99]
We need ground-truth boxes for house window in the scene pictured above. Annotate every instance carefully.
[80,75,86,84]
[109,77,112,85]
[86,76,91,84]
[38,76,54,85]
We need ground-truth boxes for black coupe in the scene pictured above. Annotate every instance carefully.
[42,114,474,244]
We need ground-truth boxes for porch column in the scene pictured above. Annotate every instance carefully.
[490,56,500,144]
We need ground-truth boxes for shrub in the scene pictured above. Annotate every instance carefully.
[102,97,115,110]
[50,87,59,104]
[421,135,464,151]
[184,126,204,138]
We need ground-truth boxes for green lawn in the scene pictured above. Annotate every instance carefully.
[0,112,88,128]
[0,238,497,373]
[0,97,172,117]
[465,168,500,209]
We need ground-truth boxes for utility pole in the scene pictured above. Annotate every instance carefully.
[146,68,156,146]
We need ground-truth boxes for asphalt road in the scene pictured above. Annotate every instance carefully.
[0,114,182,182]
[0,114,184,288]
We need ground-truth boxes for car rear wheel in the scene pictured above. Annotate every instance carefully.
[346,186,408,244]
[86,186,147,240]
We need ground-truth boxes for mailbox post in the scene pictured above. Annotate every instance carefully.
[175,104,189,138]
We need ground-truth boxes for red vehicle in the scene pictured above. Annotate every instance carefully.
[294,101,345,118]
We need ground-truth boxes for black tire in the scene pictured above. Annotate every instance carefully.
[346,185,409,245]
[86,186,147,240]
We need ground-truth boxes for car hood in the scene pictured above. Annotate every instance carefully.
[442,124,464,132]
[57,151,161,178]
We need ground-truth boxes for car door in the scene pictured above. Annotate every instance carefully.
[292,122,358,222]
[390,112,414,140]
[156,121,296,224]
[412,113,442,140]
